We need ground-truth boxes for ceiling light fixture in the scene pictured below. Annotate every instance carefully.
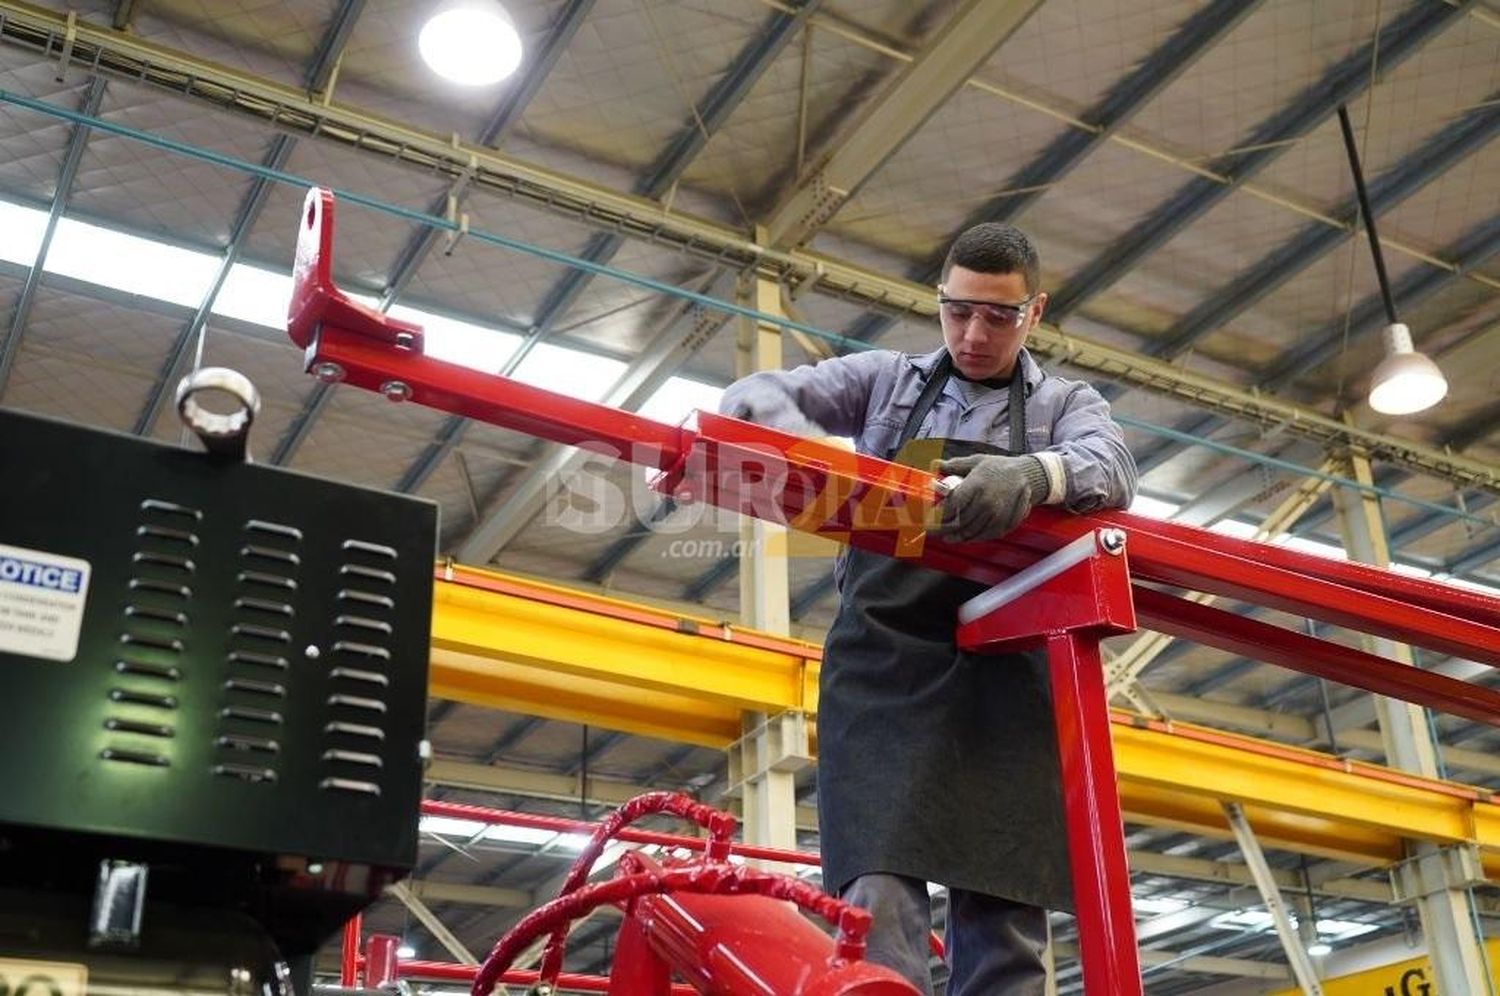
[1307,942,1333,957]
[1368,321,1448,415]
[419,2,523,86]
[1335,105,1447,416]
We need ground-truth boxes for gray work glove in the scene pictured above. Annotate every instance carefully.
[722,386,827,437]
[934,454,1049,543]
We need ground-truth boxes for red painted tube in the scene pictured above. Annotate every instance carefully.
[420,798,819,867]
[1047,632,1143,995]
[364,935,400,989]
[1133,587,1500,727]
[339,913,361,988]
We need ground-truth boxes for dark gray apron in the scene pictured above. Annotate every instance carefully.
[818,355,1073,911]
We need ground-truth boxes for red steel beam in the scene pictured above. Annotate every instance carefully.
[288,187,1500,725]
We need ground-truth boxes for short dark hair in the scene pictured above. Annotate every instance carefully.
[942,223,1041,293]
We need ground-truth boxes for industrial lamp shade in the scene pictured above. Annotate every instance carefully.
[1368,322,1448,416]
[419,1,523,86]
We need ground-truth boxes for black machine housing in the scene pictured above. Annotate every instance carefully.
[0,407,437,990]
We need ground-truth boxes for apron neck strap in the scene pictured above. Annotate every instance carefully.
[895,353,1030,455]
[896,353,951,454]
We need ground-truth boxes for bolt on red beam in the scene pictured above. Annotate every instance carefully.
[420,799,820,867]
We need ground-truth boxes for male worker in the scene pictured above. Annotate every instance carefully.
[719,223,1136,994]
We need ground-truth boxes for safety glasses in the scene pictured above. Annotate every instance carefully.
[937,294,1037,330]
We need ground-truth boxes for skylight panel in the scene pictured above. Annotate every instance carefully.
[0,200,48,265]
[511,342,626,401]
[389,303,521,373]
[46,218,219,308]
[1132,896,1189,916]
[215,263,293,329]
[1130,494,1179,519]
[418,815,487,838]
[638,376,723,424]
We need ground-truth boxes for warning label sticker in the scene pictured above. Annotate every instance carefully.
[0,543,92,662]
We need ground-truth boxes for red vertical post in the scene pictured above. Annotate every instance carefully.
[365,934,401,989]
[1047,631,1141,995]
[340,913,363,987]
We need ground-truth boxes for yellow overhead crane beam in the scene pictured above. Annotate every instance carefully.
[431,565,1500,877]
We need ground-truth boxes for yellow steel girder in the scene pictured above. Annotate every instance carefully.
[430,566,1500,876]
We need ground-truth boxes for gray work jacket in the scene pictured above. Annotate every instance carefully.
[719,346,1137,511]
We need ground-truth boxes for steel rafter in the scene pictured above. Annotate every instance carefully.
[1045,0,1476,322]
[269,376,334,465]
[834,0,1277,346]
[0,75,106,398]
[133,132,296,436]
[452,291,730,563]
[1263,211,1500,392]
[436,2,818,547]
[0,5,1493,492]
[683,555,738,603]
[1122,209,1500,508]
[272,0,598,469]
[789,570,837,621]
[379,0,597,312]
[1150,92,1500,361]
[134,0,364,437]
[938,0,1261,257]
[395,0,816,496]
[761,0,1042,248]
[582,498,677,583]
[111,0,138,32]
[1447,533,1500,577]
[305,0,365,95]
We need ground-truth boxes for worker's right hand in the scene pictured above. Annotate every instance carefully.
[722,389,827,437]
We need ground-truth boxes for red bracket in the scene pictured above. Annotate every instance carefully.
[288,187,424,352]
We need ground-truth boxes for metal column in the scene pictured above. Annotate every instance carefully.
[1331,442,1494,995]
[731,266,801,853]
[387,881,479,966]
[1222,802,1324,995]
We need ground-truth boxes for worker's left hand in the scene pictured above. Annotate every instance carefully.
[933,454,1049,543]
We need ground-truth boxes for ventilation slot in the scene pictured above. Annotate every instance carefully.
[103,498,199,765]
[321,535,400,799]
[215,517,302,783]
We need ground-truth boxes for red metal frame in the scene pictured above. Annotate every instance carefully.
[291,188,1500,992]
[957,531,1142,994]
[339,912,362,987]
